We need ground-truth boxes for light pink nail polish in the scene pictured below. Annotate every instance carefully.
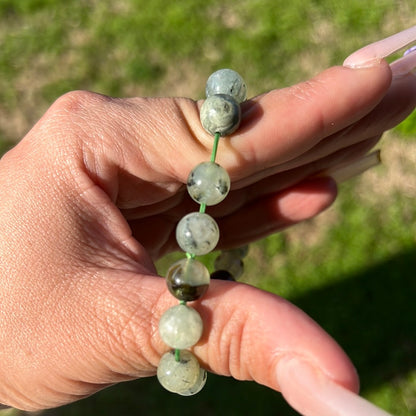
[276,357,393,416]
[344,25,416,68]
[391,46,416,78]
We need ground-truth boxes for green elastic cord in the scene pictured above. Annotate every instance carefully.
[210,132,221,163]
[200,132,220,215]
[176,133,221,363]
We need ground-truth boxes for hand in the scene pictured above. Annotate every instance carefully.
[0,28,415,414]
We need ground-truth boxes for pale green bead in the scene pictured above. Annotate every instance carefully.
[158,304,203,349]
[206,69,247,103]
[176,212,219,255]
[187,162,230,206]
[179,367,207,396]
[157,350,202,394]
[200,94,241,136]
[166,258,210,302]
[214,251,244,280]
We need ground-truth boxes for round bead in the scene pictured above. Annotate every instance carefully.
[176,212,219,255]
[187,162,230,206]
[158,304,203,349]
[157,350,205,395]
[210,269,235,281]
[166,258,210,302]
[206,69,247,103]
[179,367,207,396]
[200,94,241,136]
[214,251,244,280]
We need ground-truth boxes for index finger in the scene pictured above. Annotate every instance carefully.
[218,62,392,177]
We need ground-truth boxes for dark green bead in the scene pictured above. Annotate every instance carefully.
[210,270,236,281]
[166,258,210,301]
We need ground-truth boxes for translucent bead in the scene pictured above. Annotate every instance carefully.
[158,304,203,349]
[200,94,241,136]
[210,269,235,281]
[166,258,210,302]
[214,251,244,280]
[180,367,207,396]
[187,162,230,206]
[206,69,247,104]
[157,350,206,395]
[176,212,219,255]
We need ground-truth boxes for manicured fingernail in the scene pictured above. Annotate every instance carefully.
[404,45,416,56]
[344,25,416,68]
[276,357,393,416]
[390,46,416,78]
[324,150,381,184]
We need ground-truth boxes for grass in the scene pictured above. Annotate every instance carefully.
[1,1,415,415]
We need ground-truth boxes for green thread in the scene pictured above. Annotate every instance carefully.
[175,349,181,362]
[186,252,196,260]
[210,132,221,163]
[199,202,207,214]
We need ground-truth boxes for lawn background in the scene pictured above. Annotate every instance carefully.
[0,1,415,415]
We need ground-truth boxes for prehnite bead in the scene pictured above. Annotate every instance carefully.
[166,258,210,302]
[200,94,241,136]
[157,350,206,395]
[187,161,230,206]
[214,251,244,280]
[180,367,207,396]
[176,212,219,255]
[206,69,247,104]
[158,304,203,349]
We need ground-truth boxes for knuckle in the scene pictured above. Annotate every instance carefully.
[51,90,110,116]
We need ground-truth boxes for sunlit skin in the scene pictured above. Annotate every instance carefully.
[0,26,415,415]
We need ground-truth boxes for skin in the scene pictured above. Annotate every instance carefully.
[0,60,415,412]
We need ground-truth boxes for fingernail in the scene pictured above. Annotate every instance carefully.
[344,25,416,68]
[390,46,416,78]
[276,357,393,416]
[323,150,381,184]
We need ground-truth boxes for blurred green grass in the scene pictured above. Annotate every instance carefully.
[1,1,415,415]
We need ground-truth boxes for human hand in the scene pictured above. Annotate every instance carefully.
[0,27,415,414]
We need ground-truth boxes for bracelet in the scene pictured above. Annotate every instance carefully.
[157,69,248,395]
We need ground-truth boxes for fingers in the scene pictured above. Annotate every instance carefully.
[344,25,416,69]
[277,357,393,416]
[216,177,337,248]
[184,281,359,398]
[216,62,392,177]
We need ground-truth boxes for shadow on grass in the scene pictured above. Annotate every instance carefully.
[292,248,416,394]
[41,249,416,416]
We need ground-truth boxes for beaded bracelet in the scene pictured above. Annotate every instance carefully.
[156,69,249,395]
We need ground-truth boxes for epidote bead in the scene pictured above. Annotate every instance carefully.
[200,94,241,136]
[176,212,219,255]
[214,251,244,280]
[166,258,210,302]
[210,269,235,281]
[206,69,247,104]
[158,304,203,349]
[187,161,230,206]
[157,350,206,395]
